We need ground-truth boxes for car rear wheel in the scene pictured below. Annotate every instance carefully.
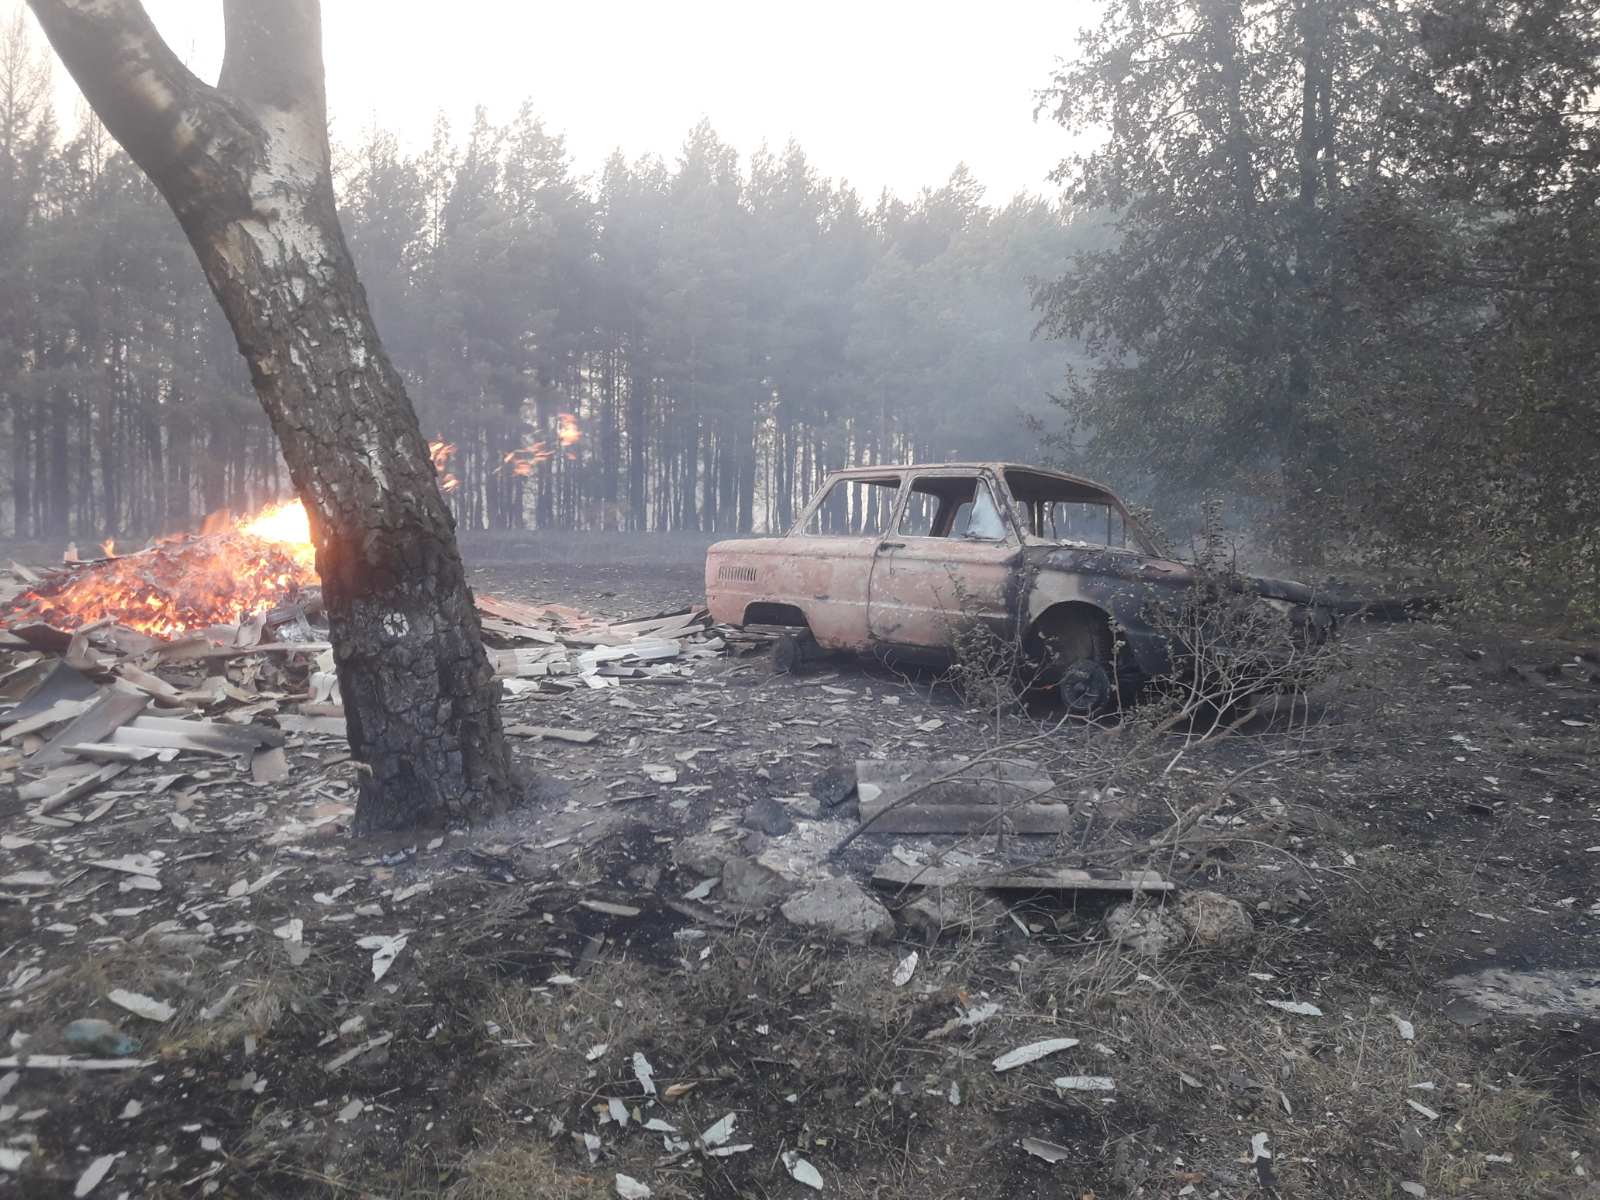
[1035,612,1117,716]
[773,628,822,675]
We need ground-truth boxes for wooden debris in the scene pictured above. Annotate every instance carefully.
[0,1055,151,1071]
[38,763,132,816]
[276,714,346,738]
[251,745,290,782]
[112,714,285,757]
[2,697,94,741]
[872,859,1173,895]
[579,899,642,917]
[31,689,149,768]
[504,725,600,745]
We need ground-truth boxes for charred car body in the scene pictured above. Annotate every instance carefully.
[705,463,1333,710]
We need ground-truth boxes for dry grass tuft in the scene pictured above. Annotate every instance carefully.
[445,1141,610,1200]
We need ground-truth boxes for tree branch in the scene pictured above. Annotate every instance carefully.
[219,0,325,126]
[25,0,252,219]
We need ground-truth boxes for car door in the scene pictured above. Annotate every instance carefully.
[867,470,1020,649]
[787,473,903,650]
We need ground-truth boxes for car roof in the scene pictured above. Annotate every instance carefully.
[823,462,1121,496]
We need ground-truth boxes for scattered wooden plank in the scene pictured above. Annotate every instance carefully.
[18,762,100,802]
[872,859,1172,894]
[6,622,73,652]
[128,714,284,745]
[480,617,559,643]
[37,762,131,816]
[111,714,285,757]
[275,714,346,738]
[0,1055,152,1071]
[113,663,187,703]
[855,758,1056,825]
[62,744,161,764]
[477,595,585,628]
[156,638,330,663]
[579,899,642,917]
[251,746,289,783]
[2,661,99,714]
[2,697,96,742]
[31,689,149,768]
[503,725,600,745]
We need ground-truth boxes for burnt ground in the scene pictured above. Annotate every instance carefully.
[3,532,1599,1199]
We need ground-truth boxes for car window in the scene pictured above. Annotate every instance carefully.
[897,475,1008,541]
[961,485,1007,540]
[1001,468,1143,551]
[1036,500,1128,548]
[803,477,899,536]
[898,489,938,536]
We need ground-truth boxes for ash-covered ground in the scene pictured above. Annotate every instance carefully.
[2,533,1598,1199]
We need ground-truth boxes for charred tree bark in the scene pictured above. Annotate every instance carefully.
[27,0,516,832]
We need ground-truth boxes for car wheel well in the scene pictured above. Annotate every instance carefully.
[741,601,809,629]
[1026,602,1114,665]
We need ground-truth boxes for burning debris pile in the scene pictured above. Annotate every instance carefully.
[0,504,765,822]
[3,502,317,638]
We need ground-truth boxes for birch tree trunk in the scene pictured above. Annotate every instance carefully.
[26,0,517,832]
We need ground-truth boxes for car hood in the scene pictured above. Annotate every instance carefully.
[1025,545,1319,605]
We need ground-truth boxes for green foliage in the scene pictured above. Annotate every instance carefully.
[1036,0,1600,623]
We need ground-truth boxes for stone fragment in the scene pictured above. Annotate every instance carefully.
[741,796,794,837]
[780,877,894,944]
[720,857,792,907]
[672,834,732,879]
[1177,890,1253,948]
[1105,902,1184,958]
[902,889,1006,940]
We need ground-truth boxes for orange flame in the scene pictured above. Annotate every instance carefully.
[6,499,318,637]
[558,411,581,449]
[498,413,582,477]
[429,440,461,494]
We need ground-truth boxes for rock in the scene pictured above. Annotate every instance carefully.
[1279,805,1347,840]
[672,834,733,879]
[781,877,894,944]
[741,796,794,837]
[781,795,824,821]
[720,856,792,907]
[62,1018,140,1056]
[1177,891,1254,948]
[902,889,1006,940]
[810,762,856,809]
[1104,902,1184,958]
[1106,892,1254,957]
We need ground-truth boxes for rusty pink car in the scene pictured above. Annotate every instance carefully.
[705,462,1330,711]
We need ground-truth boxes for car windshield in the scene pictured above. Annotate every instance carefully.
[1002,469,1150,553]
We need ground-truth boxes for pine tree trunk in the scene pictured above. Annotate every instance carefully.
[28,0,516,832]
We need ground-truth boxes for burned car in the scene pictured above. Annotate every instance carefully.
[705,463,1333,711]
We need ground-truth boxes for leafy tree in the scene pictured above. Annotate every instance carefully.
[1036,0,1599,617]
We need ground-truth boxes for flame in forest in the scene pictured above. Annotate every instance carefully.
[558,412,581,449]
[429,440,461,493]
[3,498,319,637]
[101,538,115,558]
[498,413,582,477]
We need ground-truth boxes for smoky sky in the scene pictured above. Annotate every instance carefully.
[32,0,1098,201]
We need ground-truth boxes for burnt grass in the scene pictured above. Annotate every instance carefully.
[3,531,1599,1198]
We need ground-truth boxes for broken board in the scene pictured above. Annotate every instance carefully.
[855,757,1068,834]
[872,859,1173,895]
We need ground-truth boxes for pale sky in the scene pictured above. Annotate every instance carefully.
[30,0,1098,202]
